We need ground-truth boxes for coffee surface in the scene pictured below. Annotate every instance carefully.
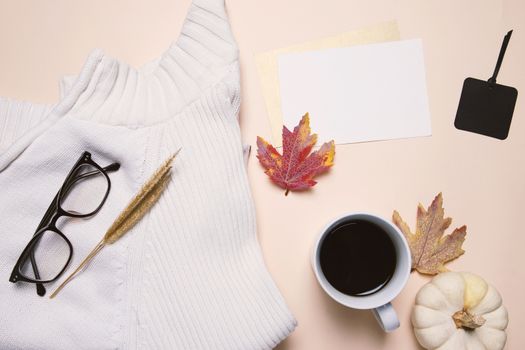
[319,219,397,296]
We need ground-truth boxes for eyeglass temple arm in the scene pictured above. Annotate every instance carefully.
[29,162,120,296]
[67,162,120,184]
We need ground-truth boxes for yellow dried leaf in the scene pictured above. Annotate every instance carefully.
[393,193,466,275]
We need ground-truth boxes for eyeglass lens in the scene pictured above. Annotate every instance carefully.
[59,163,109,216]
[19,230,71,282]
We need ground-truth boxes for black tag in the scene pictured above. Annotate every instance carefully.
[454,30,518,140]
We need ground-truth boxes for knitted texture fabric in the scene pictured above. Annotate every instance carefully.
[0,0,297,349]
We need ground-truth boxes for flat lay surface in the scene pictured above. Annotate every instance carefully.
[0,0,523,349]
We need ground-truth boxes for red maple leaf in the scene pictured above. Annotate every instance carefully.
[257,113,335,195]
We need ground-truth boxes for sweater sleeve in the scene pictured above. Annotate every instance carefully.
[0,97,53,155]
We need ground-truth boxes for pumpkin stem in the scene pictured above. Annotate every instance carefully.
[452,309,486,330]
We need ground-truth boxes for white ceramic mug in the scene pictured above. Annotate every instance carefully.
[311,213,411,332]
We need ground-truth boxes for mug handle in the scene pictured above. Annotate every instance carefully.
[372,303,400,332]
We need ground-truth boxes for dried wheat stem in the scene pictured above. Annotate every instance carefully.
[49,239,105,299]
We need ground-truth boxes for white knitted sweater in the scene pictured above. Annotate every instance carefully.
[0,0,296,349]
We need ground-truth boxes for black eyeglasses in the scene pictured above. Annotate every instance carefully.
[9,151,120,296]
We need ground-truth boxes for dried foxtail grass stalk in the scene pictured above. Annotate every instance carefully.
[50,151,180,299]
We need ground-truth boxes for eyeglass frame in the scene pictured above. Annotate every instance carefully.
[9,151,120,296]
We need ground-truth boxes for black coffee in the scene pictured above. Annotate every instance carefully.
[319,219,397,296]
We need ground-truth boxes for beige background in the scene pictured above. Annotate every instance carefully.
[0,0,523,349]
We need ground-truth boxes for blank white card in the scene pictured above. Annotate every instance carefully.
[278,39,432,144]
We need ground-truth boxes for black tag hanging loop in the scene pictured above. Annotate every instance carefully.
[454,29,518,140]
[488,30,513,85]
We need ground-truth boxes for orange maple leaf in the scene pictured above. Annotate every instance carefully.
[256,113,335,195]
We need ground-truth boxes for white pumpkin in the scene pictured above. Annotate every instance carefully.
[412,272,508,350]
